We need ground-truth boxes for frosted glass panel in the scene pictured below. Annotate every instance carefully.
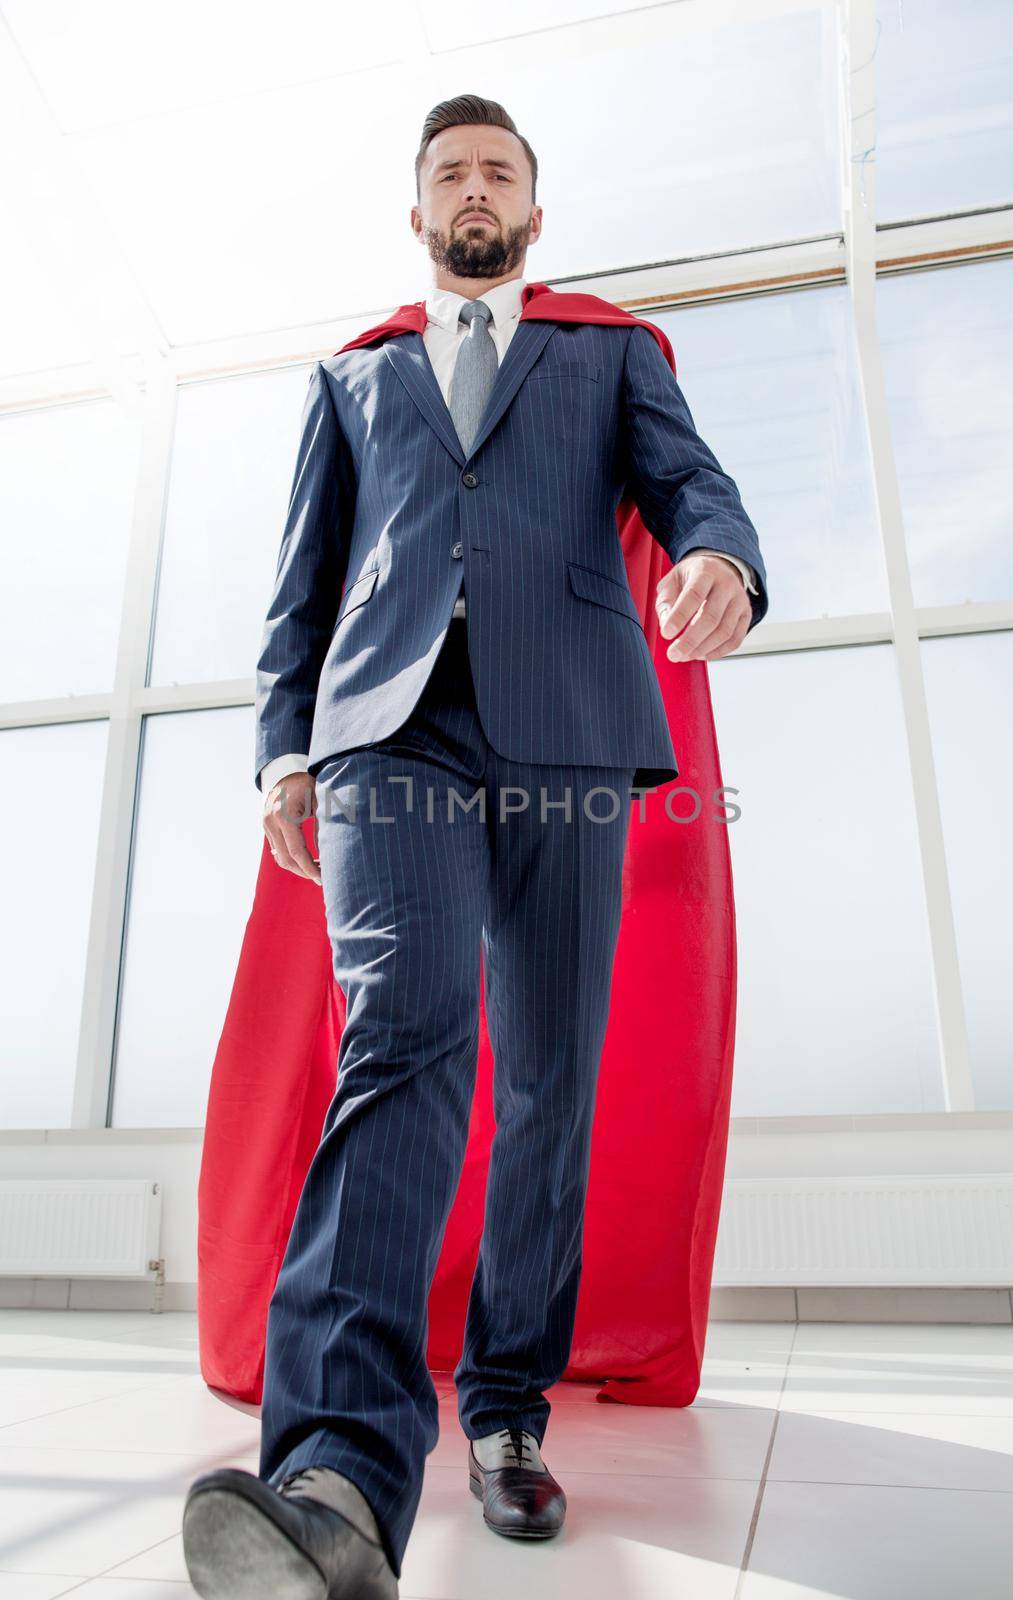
[652,288,883,624]
[150,365,313,687]
[111,708,265,1128]
[437,7,839,282]
[876,0,1013,221]
[1,0,402,131]
[0,210,97,380]
[70,7,838,344]
[922,632,1013,1110]
[0,400,140,702]
[878,259,1013,608]
[0,720,108,1129]
[708,643,941,1116]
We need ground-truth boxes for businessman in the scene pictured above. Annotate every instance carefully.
[183,93,768,1600]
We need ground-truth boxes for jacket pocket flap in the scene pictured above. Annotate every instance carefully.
[338,567,379,618]
[567,560,639,621]
[528,360,601,382]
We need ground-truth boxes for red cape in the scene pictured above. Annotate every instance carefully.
[197,282,736,1408]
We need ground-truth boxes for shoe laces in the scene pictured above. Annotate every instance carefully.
[500,1427,537,1467]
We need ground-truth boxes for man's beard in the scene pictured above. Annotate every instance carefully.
[424,217,530,279]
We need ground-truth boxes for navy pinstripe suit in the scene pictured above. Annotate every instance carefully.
[254,317,768,796]
[254,307,767,1579]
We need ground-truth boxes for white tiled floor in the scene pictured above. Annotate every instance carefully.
[1,1312,1012,1597]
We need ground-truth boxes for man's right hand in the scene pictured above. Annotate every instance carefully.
[262,771,321,886]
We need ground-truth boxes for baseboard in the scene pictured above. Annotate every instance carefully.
[1,1278,1011,1323]
[708,1285,1013,1323]
[0,1276,197,1312]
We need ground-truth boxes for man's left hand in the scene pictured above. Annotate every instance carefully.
[655,553,752,663]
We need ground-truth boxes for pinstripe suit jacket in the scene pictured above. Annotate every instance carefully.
[254,317,768,793]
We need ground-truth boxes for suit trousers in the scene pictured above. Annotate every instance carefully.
[257,615,636,1579]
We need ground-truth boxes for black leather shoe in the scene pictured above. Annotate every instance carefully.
[182,1464,399,1600]
[468,1427,566,1539]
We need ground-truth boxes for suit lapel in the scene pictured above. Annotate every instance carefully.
[384,332,466,465]
[384,318,558,464]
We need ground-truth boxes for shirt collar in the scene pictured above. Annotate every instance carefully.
[426,275,526,333]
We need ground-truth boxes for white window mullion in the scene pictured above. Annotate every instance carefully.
[71,357,177,1127]
[839,0,975,1111]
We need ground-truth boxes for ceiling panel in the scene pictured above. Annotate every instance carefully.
[418,0,654,53]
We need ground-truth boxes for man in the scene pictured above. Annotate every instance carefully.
[183,94,767,1600]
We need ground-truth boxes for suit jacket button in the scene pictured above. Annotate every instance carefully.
[462,471,478,488]
[451,542,463,558]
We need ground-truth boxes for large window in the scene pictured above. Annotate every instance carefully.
[876,0,1013,221]
[653,288,883,626]
[920,632,1013,1111]
[150,366,314,687]
[877,257,1013,609]
[0,400,140,702]
[0,721,109,1127]
[2,0,1009,1128]
[110,708,263,1128]
[712,643,942,1118]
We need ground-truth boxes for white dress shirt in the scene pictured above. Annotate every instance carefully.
[260,275,758,798]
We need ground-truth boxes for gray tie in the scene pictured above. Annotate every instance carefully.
[448,299,497,458]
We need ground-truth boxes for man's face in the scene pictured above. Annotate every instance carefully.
[412,123,541,281]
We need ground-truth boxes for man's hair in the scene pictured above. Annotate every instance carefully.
[415,94,538,203]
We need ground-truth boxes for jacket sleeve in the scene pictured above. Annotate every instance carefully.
[620,325,769,631]
[254,361,356,791]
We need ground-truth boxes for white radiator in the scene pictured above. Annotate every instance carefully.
[0,1179,162,1278]
[713,1174,1013,1286]
[3,1174,1007,1287]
